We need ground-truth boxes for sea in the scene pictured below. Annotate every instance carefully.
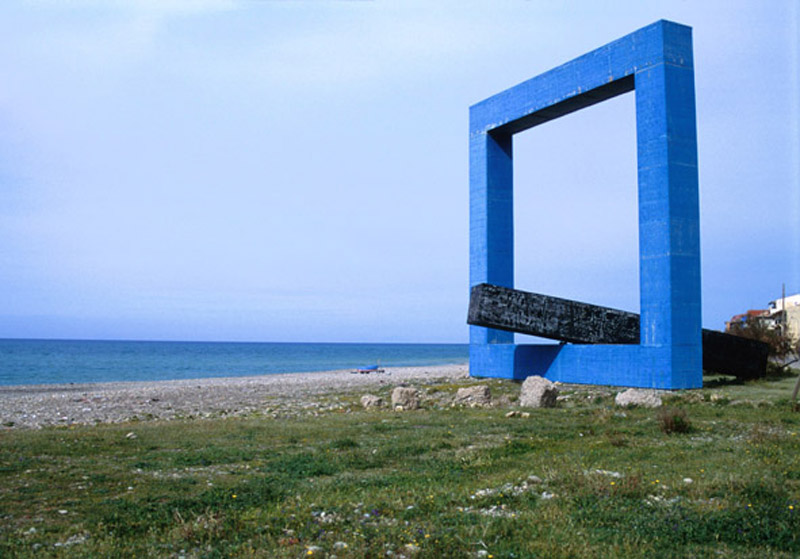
[0,339,469,386]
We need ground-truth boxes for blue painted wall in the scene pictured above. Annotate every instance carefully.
[469,20,702,389]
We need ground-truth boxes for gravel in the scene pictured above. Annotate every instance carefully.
[0,364,469,429]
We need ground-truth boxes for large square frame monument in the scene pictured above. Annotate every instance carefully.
[469,20,701,389]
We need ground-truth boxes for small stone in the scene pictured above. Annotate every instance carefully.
[519,376,558,408]
[527,475,543,484]
[505,410,519,418]
[454,385,492,407]
[520,412,531,418]
[361,395,383,409]
[125,432,137,440]
[591,469,622,478]
[391,387,420,411]
[614,388,662,408]
[59,533,89,547]
[333,541,348,550]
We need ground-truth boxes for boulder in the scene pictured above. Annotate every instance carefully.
[519,375,558,408]
[391,387,420,411]
[615,388,662,408]
[360,394,383,409]
[454,385,492,407]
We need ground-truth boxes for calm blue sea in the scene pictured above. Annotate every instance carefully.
[0,339,469,386]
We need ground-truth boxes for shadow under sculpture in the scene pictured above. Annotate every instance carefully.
[469,283,769,381]
[469,20,702,388]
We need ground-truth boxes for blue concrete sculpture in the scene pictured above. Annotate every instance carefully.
[469,20,701,389]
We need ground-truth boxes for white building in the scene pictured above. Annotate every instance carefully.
[767,293,800,345]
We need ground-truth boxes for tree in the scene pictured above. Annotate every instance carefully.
[729,315,800,410]
[727,315,798,366]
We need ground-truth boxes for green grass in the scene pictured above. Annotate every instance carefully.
[2,373,800,557]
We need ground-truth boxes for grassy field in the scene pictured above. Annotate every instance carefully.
[2,372,800,558]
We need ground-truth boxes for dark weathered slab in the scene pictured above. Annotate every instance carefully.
[468,283,640,344]
[699,330,770,380]
[468,283,769,380]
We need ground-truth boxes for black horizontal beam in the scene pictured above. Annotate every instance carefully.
[468,283,769,380]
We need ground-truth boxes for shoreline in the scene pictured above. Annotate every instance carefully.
[0,364,470,429]
[0,360,469,393]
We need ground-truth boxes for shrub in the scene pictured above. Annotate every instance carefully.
[605,430,628,447]
[657,407,691,434]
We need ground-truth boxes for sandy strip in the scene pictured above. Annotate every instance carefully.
[0,364,469,429]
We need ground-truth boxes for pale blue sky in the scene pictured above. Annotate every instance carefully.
[1,1,798,343]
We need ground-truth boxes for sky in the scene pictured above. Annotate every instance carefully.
[0,1,798,343]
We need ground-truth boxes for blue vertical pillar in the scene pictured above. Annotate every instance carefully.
[635,24,702,387]
[469,130,514,372]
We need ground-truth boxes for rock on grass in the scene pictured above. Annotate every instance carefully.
[360,395,383,409]
[391,387,420,411]
[615,388,662,408]
[519,376,558,408]
[454,385,492,407]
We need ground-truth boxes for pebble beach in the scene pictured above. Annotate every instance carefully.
[0,364,469,429]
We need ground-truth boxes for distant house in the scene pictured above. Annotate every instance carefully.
[768,294,800,345]
[726,293,800,345]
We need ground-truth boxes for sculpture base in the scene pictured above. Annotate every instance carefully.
[470,343,702,389]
